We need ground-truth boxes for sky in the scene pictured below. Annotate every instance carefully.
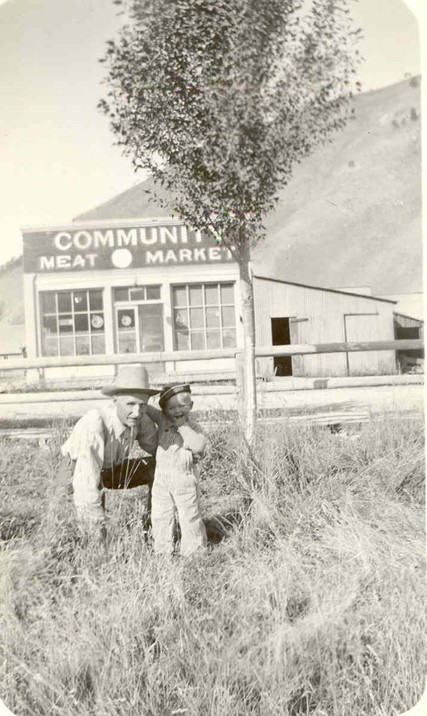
[0,0,423,266]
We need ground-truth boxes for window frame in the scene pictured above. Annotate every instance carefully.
[39,288,106,357]
[171,281,236,352]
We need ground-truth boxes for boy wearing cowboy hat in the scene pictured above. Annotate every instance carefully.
[147,383,208,556]
[60,365,159,540]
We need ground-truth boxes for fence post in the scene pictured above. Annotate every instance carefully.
[235,351,244,427]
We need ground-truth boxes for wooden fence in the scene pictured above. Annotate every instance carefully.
[0,339,423,372]
[0,341,423,425]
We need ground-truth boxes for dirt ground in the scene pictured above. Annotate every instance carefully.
[0,383,423,438]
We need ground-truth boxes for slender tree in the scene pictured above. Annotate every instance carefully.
[99,0,360,442]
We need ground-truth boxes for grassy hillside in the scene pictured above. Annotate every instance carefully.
[76,77,422,296]
[1,77,421,343]
[255,78,422,295]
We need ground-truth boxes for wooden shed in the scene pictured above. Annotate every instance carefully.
[253,276,397,378]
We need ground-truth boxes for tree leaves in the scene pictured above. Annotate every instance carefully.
[99,0,360,247]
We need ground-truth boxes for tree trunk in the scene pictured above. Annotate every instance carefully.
[237,243,257,443]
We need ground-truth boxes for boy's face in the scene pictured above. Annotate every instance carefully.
[164,393,193,423]
[114,393,149,428]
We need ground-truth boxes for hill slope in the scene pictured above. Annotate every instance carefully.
[0,258,25,354]
[255,78,422,294]
[0,77,422,353]
[76,77,422,296]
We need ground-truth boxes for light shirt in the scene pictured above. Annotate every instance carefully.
[61,402,158,524]
[147,406,206,480]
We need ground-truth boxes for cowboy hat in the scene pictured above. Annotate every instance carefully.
[102,365,160,397]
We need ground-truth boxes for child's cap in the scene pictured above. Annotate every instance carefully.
[159,383,191,410]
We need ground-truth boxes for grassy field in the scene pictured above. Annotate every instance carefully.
[0,417,425,716]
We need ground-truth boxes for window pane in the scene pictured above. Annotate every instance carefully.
[206,307,220,328]
[74,314,89,332]
[73,291,88,311]
[118,333,137,354]
[58,293,72,312]
[189,285,202,306]
[59,336,74,356]
[207,330,221,349]
[191,332,206,350]
[91,334,106,355]
[90,313,105,331]
[130,288,146,300]
[146,285,160,300]
[43,315,57,333]
[41,293,56,313]
[173,286,187,307]
[58,315,73,333]
[205,284,218,305]
[89,290,103,310]
[42,336,58,356]
[76,336,90,355]
[190,307,204,329]
[223,329,236,348]
[114,288,129,302]
[220,283,235,304]
[176,331,189,350]
[118,310,135,330]
[174,309,188,331]
[221,306,235,327]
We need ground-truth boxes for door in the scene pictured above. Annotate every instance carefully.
[138,304,164,352]
[116,307,137,354]
[271,317,292,376]
[289,317,310,376]
[344,313,380,375]
[138,304,165,373]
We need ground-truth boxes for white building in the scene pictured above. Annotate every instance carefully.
[21,215,403,383]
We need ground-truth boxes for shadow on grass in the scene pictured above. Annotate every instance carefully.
[204,508,248,544]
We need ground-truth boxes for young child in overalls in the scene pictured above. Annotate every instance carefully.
[147,384,208,556]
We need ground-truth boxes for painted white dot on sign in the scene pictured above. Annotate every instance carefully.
[111,249,133,268]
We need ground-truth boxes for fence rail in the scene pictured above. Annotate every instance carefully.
[0,339,423,373]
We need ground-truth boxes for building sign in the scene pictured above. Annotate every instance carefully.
[22,222,235,273]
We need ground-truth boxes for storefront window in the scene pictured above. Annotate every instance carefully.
[172,282,236,351]
[40,289,105,356]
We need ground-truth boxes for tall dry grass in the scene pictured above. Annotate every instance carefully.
[0,416,425,715]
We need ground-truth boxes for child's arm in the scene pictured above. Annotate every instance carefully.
[177,420,207,455]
